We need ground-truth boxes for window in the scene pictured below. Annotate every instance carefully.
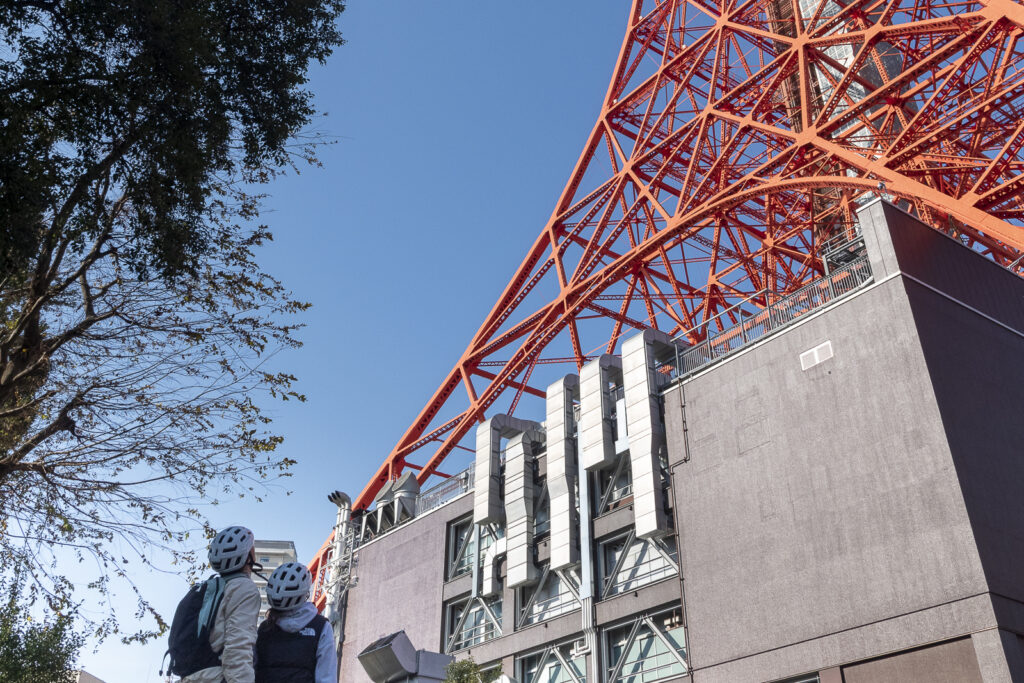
[259,556,271,563]
[446,516,475,580]
[479,523,502,557]
[599,533,677,599]
[604,609,686,683]
[444,596,502,652]
[518,641,586,683]
[518,566,580,628]
[596,455,632,515]
[446,516,507,581]
[534,482,551,538]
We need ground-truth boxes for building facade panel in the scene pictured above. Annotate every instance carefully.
[338,493,471,683]
[665,274,988,671]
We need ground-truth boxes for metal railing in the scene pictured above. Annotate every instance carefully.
[661,256,873,384]
[417,462,475,515]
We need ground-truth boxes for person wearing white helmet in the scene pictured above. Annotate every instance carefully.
[254,561,337,683]
[183,525,263,683]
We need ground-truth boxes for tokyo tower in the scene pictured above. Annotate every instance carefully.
[316,0,1024,573]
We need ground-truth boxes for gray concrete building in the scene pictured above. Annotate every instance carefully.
[253,539,297,618]
[329,201,1024,683]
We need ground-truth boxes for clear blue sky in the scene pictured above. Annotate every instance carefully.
[78,2,629,680]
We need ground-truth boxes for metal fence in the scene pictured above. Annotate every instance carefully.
[416,462,475,515]
[662,256,873,383]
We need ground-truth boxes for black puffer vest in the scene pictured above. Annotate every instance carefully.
[255,613,327,683]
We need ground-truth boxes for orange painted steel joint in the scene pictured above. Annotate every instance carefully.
[311,0,1024,605]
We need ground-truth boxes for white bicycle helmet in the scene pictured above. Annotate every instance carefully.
[266,561,312,610]
[208,526,255,574]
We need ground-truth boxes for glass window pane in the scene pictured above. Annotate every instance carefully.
[445,597,502,652]
[521,568,580,626]
[602,536,677,597]
[517,643,586,683]
[605,611,686,683]
[447,517,474,579]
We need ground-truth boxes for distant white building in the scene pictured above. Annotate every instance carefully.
[252,539,297,618]
[76,671,106,683]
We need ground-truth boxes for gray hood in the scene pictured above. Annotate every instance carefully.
[272,602,319,633]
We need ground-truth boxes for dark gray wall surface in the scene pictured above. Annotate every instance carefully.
[339,494,472,683]
[841,638,983,683]
[902,278,1024,606]
[665,276,988,674]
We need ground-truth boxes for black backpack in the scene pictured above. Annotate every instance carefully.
[161,574,242,678]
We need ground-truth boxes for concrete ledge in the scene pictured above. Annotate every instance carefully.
[442,574,472,602]
[691,592,996,683]
[458,611,581,666]
[595,577,681,626]
[593,504,634,539]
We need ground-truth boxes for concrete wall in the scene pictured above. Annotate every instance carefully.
[339,493,472,683]
[665,276,988,682]
[663,202,1024,682]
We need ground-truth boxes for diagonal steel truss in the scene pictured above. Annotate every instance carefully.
[348,0,1024,512]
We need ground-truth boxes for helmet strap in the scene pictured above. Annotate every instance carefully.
[249,556,268,581]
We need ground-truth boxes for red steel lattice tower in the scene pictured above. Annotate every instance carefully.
[310,0,1024,602]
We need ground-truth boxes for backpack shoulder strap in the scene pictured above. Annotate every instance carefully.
[197,576,226,637]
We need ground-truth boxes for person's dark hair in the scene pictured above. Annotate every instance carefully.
[264,609,286,628]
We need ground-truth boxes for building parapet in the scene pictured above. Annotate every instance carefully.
[660,253,873,386]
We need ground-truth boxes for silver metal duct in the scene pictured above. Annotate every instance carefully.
[391,470,420,524]
[622,329,675,539]
[357,630,418,682]
[546,374,580,571]
[325,491,353,657]
[357,630,454,683]
[580,354,622,471]
[474,414,539,525]
[505,427,546,588]
[372,478,396,535]
[481,536,507,597]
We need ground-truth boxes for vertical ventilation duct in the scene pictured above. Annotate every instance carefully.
[481,536,507,597]
[474,415,537,525]
[546,375,580,571]
[505,428,546,588]
[580,355,623,471]
[622,329,676,539]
